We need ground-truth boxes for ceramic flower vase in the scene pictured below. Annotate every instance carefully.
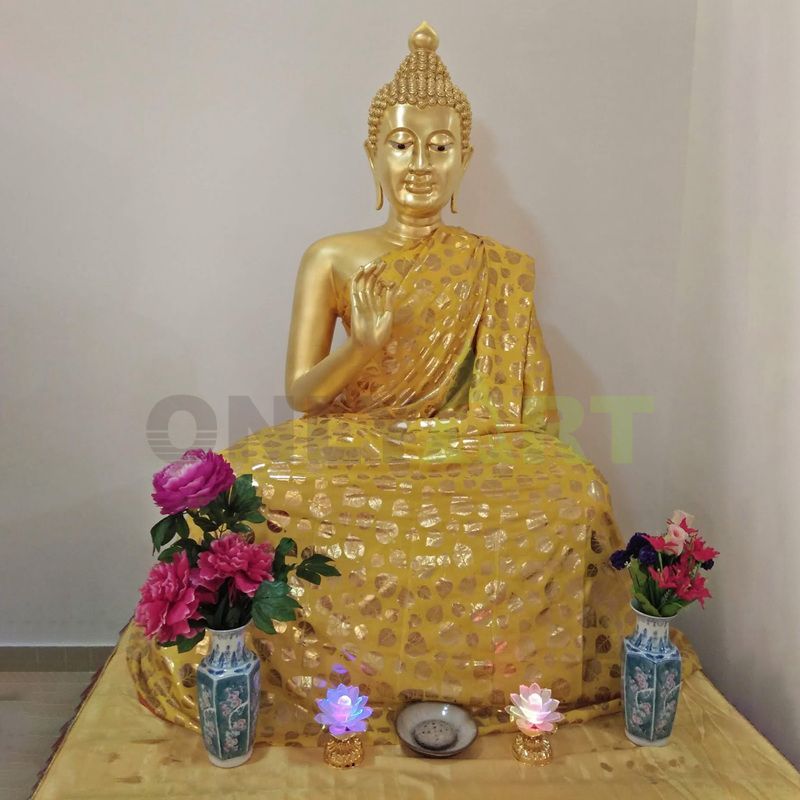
[622,603,682,746]
[196,624,260,767]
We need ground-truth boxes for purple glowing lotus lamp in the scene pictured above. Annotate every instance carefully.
[315,684,373,768]
[506,683,565,765]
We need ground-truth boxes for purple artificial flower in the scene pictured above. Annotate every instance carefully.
[610,549,630,570]
[626,533,649,557]
[152,449,236,515]
[314,684,373,737]
[637,544,658,567]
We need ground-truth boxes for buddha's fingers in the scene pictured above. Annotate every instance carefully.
[364,265,379,308]
[351,269,368,315]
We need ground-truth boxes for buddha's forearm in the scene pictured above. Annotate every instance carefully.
[287,338,377,414]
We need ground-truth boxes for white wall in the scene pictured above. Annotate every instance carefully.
[4,0,796,765]
[666,0,800,768]
[0,0,697,643]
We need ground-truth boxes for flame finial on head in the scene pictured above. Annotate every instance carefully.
[367,21,472,151]
[408,21,439,52]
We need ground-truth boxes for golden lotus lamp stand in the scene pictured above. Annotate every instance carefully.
[324,733,365,769]
[512,725,557,766]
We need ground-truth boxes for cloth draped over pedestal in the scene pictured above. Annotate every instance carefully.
[127,225,698,746]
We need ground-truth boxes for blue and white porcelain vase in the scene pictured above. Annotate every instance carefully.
[196,624,260,767]
[622,603,682,746]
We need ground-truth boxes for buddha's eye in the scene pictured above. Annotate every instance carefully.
[388,134,414,152]
[428,136,454,153]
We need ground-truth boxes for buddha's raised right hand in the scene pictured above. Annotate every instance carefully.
[350,261,397,353]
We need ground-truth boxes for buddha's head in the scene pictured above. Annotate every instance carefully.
[365,22,473,216]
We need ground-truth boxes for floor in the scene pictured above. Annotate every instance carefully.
[0,672,93,800]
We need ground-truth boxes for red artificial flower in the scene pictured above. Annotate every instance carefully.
[668,510,698,536]
[195,533,275,598]
[135,551,211,643]
[684,536,719,564]
[676,574,712,607]
[645,534,670,553]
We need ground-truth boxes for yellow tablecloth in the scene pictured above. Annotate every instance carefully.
[33,632,799,799]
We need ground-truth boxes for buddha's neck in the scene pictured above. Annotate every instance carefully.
[382,208,442,245]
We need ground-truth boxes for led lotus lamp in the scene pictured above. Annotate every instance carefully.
[315,684,373,768]
[506,683,565,765]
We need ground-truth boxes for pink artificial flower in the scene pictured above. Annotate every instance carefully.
[135,551,208,643]
[668,510,698,535]
[152,449,235,516]
[662,524,691,555]
[195,533,275,597]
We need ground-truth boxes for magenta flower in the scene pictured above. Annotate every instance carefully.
[195,533,275,597]
[151,449,235,515]
[314,684,373,736]
[134,551,208,643]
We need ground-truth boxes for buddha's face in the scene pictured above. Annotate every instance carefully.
[367,104,472,216]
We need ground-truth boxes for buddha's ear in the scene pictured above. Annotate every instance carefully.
[364,140,376,172]
[364,140,384,211]
[461,145,474,173]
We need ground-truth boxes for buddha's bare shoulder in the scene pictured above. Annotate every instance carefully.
[299,227,394,284]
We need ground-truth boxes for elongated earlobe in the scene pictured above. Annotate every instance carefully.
[450,193,458,214]
[364,140,383,211]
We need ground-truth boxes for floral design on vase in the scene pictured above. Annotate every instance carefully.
[196,624,260,767]
[622,604,682,746]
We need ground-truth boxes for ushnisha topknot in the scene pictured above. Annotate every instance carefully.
[367,21,472,151]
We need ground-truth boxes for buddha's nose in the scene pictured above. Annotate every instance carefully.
[411,144,431,173]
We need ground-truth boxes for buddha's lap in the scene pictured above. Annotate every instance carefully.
[217,417,627,709]
[131,419,628,722]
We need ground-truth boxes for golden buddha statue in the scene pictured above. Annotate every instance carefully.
[127,22,649,746]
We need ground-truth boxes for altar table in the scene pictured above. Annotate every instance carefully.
[32,630,800,799]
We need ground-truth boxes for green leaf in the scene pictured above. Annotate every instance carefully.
[158,628,205,652]
[296,564,322,585]
[193,516,220,533]
[229,522,252,534]
[633,591,661,617]
[252,581,301,635]
[272,538,298,582]
[176,630,206,653]
[230,474,256,507]
[659,600,685,617]
[251,607,276,635]
[244,511,266,524]
[296,555,340,585]
[203,496,227,527]
[156,538,202,566]
[150,515,177,553]
[157,542,184,563]
[175,514,190,539]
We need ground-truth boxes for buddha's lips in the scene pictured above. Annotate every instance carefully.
[404,180,435,195]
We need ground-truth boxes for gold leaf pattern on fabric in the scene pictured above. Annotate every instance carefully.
[127,226,648,746]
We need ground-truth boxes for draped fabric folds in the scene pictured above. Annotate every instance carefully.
[127,226,675,745]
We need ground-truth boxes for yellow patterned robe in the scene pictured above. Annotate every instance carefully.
[128,226,674,746]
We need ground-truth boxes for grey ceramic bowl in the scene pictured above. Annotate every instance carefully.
[395,701,478,758]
